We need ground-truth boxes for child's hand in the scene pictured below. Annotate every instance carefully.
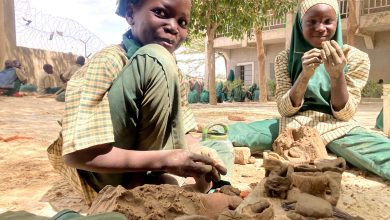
[301,48,322,79]
[189,144,226,172]
[164,149,227,181]
[321,40,350,80]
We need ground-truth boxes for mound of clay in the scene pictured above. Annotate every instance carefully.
[218,185,241,197]
[88,185,243,220]
[228,115,246,121]
[272,126,328,164]
[88,185,203,219]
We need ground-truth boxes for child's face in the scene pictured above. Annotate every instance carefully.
[129,0,191,53]
[302,4,337,48]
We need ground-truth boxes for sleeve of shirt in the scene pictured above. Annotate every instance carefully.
[61,69,72,82]
[15,69,28,82]
[63,46,128,154]
[275,50,303,117]
[331,47,370,121]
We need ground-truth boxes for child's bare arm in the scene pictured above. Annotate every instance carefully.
[63,144,226,179]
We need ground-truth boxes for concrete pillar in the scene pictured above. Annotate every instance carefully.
[0,0,17,68]
[218,50,231,78]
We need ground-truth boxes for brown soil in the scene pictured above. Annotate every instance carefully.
[88,185,203,219]
[0,97,389,219]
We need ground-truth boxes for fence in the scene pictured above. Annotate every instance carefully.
[362,0,390,14]
[14,0,105,57]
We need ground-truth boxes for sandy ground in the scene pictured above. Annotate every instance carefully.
[0,96,389,219]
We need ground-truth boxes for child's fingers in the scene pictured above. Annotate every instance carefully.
[192,163,213,175]
[214,163,227,176]
[302,52,322,60]
[322,41,331,57]
[302,57,322,65]
[331,40,345,61]
[210,167,221,182]
[323,41,338,65]
[321,49,327,62]
[192,152,214,165]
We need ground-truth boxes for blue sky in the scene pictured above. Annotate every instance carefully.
[26,0,226,77]
[28,0,128,45]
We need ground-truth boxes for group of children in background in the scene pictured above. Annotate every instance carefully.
[0,55,85,100]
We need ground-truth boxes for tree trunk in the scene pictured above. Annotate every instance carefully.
[206,23,218,105]
[347,0,358,46]
[254,27,268,103]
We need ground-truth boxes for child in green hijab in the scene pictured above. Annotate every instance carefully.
[229,0,390,180]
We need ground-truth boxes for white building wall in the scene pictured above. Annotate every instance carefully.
[227,43,285,84]
[353,31,390,83]
[228,47,257,83]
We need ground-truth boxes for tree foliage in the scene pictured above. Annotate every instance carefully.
[189,0,297,104]
[190,0,296,41]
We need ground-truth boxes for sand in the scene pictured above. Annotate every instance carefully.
[0,96,389,219]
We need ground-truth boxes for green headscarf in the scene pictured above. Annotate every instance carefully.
[287,0,344,114]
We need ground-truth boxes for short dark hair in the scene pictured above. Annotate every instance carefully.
[13,60,21,68]
[4,60,14,69]
[43,64,53,73]
[76,56,85,65]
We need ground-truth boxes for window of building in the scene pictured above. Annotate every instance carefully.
[236,62,254,86]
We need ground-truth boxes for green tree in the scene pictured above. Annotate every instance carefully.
[190,0,296,104]
[245,0,296,102]
[190,0,247,105]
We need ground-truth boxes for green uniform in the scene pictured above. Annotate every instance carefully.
[78,41,186,192]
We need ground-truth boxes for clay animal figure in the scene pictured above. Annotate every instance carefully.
[289,171,342,206]
[264,165,294,199]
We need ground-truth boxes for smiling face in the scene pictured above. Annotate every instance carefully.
[127,0,191,53]
[302,4,337,48]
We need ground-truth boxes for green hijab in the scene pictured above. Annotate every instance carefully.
[287,1,345,114]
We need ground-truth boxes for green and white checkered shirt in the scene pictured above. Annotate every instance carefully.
[48,44,197,204]
[275,46,370,145]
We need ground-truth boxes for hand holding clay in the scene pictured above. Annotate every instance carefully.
[163,149,227,181]
[320,40,350,80]
[190,145,226,170]
[301,48,322,79]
